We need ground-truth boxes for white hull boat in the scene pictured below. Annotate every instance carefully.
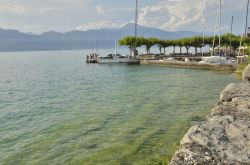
[99,56,130,64]
[200,56,227,64]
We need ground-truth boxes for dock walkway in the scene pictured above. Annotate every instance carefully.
[140,60,236,71]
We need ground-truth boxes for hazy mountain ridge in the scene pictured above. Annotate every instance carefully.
[0,24,202,52]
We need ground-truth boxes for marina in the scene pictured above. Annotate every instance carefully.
[0,0,249,164]
[85,0,248,71]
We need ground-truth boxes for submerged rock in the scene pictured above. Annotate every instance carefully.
[170,82,250,165]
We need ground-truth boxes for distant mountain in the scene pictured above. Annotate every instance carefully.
[0,24,202,52]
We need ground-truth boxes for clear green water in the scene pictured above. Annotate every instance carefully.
[0,50,239,165]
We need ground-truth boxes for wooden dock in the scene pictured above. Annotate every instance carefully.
[86,54,99,63]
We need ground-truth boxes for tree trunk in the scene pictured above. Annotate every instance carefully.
[186,47,189,55]
[164,48,166,55]
[173,46,176,54]
[195,47,197,55]
[180,46,182,54]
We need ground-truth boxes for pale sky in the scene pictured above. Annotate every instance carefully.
[0,0,248,34]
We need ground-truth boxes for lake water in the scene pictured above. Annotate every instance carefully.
[0,50,238,165]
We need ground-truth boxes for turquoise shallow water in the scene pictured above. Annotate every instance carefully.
[0,50,239,165]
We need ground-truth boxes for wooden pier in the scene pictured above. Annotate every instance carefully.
[86,53,99,63]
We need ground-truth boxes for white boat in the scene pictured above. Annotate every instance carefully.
[99,0,140,64]
[184,57,190,62]
[200,56,227,63]
[164,57,177,61]
[99,40,130,64]
[199,0,228,64]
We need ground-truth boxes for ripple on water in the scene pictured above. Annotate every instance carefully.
[0,50,239,165]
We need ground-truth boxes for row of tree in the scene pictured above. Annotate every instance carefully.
[118,34,250,55]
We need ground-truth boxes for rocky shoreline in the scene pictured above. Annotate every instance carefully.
[170,65,250,165]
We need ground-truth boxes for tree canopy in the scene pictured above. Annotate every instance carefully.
[118,34,250,55]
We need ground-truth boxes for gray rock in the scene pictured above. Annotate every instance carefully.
[243,64,250,83]
[211,98,250,121]
[170,82,250,165]
[220,83,250,102]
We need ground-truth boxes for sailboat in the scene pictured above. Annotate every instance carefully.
[236,0,249,63]
[200,0,227,64]
[127,0,140,64]
[99,40,130,64]
[98,0,140,64]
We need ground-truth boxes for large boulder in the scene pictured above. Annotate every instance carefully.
[220,83,250,102]
[243,64,250,83]
[170,82,250,165]
[170,116,250,165]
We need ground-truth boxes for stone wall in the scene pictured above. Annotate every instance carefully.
[170,64,250,164]
[140,60,236,71]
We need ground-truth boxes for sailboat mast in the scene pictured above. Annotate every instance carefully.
[115,40,117,55]
[135,0,138,40]
[230,16,233,45]
[202,19,205,58]
[133,0,138,57]
[95,41,99,54]
[230,16,234,56]
[245,0,249,37]
[219,0,222,50]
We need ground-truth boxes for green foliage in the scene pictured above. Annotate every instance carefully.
[119,34,246,54]
[118,36,144,50]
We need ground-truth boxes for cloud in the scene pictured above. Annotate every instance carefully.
[138,0,245,33]
[0,0,246,34]
[138,0,209,30]
[39,7,63,14]
[0,4,28,14]
[96,5,105,15]
[76,20,108,31]
[75,20,126,31]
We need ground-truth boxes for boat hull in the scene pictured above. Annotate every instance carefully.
[99,58,130,64]
[201,56,227,63]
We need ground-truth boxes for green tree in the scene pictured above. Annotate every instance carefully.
[156,39,166,54]
[182,38,192,55]
[169,40,177,54]
[162,40,172,55]
[119,36,144,55]
[176,39,184,54]
[141,37,158,55]
[191,36,204,54]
